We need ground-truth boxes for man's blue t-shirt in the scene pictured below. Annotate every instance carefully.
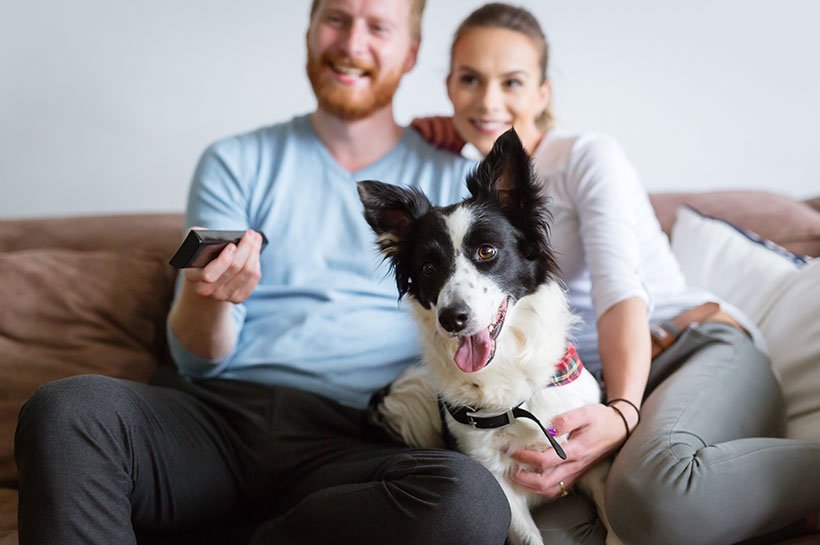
[168,114,473,408]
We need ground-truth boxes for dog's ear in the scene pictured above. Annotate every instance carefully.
[357,181,432,299]
[357,181,431,257]
[467,129,557,273]
[467,128,537,211]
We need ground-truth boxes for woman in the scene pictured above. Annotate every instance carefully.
[413,4,820,545]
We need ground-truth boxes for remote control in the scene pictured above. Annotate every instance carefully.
[169,229,268,269]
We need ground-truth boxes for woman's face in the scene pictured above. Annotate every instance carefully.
[448,27,550,155]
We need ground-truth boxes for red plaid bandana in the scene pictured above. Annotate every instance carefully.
[546,343,584,387]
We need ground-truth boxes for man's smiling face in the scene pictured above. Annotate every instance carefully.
[306,0,419,120]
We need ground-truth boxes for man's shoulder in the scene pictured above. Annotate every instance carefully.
[402,129,472,165]
[397,129,475,184]
[204,114,312,158]
[386,129,475,204]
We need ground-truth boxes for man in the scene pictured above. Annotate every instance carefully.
[14,1,511,544]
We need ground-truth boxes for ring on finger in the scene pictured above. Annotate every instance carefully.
[558,480,570,497]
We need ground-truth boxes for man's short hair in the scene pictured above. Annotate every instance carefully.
[308,0,426,40]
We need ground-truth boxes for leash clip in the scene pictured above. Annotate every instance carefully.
[464,406,480,428]
[505,408,515,425]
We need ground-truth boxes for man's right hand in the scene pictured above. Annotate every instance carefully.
[183,228,264,304]
[168,229,263,361]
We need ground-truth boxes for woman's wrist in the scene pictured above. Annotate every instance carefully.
[605,398,641,433]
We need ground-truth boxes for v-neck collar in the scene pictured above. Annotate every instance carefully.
[296,114,412,179]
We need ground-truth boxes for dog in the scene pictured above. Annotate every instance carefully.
[358,129,610,545]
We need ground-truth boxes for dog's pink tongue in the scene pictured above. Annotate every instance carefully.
[454,330,493,373]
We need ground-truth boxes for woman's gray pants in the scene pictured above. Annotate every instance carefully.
[532,322,820,545]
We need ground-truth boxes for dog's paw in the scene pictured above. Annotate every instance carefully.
[509,529,544,545]
[508,536,544,545]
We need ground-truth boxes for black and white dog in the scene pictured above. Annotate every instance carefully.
[358,129,605,545]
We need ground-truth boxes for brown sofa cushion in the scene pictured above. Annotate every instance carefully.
[650,191,820,257]
[0,487,16,544]
[804,196,820,215]
[0,249,176,487]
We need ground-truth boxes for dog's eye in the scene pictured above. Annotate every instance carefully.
[422,262,435,276]
[477,245,497,261]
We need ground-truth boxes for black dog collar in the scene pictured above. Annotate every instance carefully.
[439,399,567,460]
[436,343,587,460]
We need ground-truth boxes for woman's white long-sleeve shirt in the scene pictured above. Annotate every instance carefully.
[525,132,763,375]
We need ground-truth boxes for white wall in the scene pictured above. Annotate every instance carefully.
[2,0,818,218]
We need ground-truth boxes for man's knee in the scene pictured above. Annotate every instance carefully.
[15,374,135,460]
[403,449,511,545]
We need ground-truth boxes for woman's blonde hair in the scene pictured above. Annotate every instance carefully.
[451,3,554,130]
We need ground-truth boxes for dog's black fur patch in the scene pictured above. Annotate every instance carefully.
[358,128,558,308]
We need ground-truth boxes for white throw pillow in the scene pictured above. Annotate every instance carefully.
[756,259,820,440]
[671,206,819,441]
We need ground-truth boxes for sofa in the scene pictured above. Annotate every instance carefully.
[1,191,819,545]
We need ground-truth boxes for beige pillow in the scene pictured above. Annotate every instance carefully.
[0,249,176,486]
[757,260,820,440]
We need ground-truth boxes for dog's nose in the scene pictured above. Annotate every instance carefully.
[438,303,471,333]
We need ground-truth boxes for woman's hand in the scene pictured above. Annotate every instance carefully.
[509,403,633,498]
[410,116,466,154]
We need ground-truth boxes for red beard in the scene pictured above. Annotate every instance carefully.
[306,48,403,121]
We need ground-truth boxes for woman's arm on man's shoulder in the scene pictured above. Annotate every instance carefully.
[411,115,466,154]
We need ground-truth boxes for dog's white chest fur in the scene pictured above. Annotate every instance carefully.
[380,282,603,545]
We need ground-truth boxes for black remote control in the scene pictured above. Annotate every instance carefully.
[169,229,268,269]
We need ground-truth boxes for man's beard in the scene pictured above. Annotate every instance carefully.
[306,49,403,121]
